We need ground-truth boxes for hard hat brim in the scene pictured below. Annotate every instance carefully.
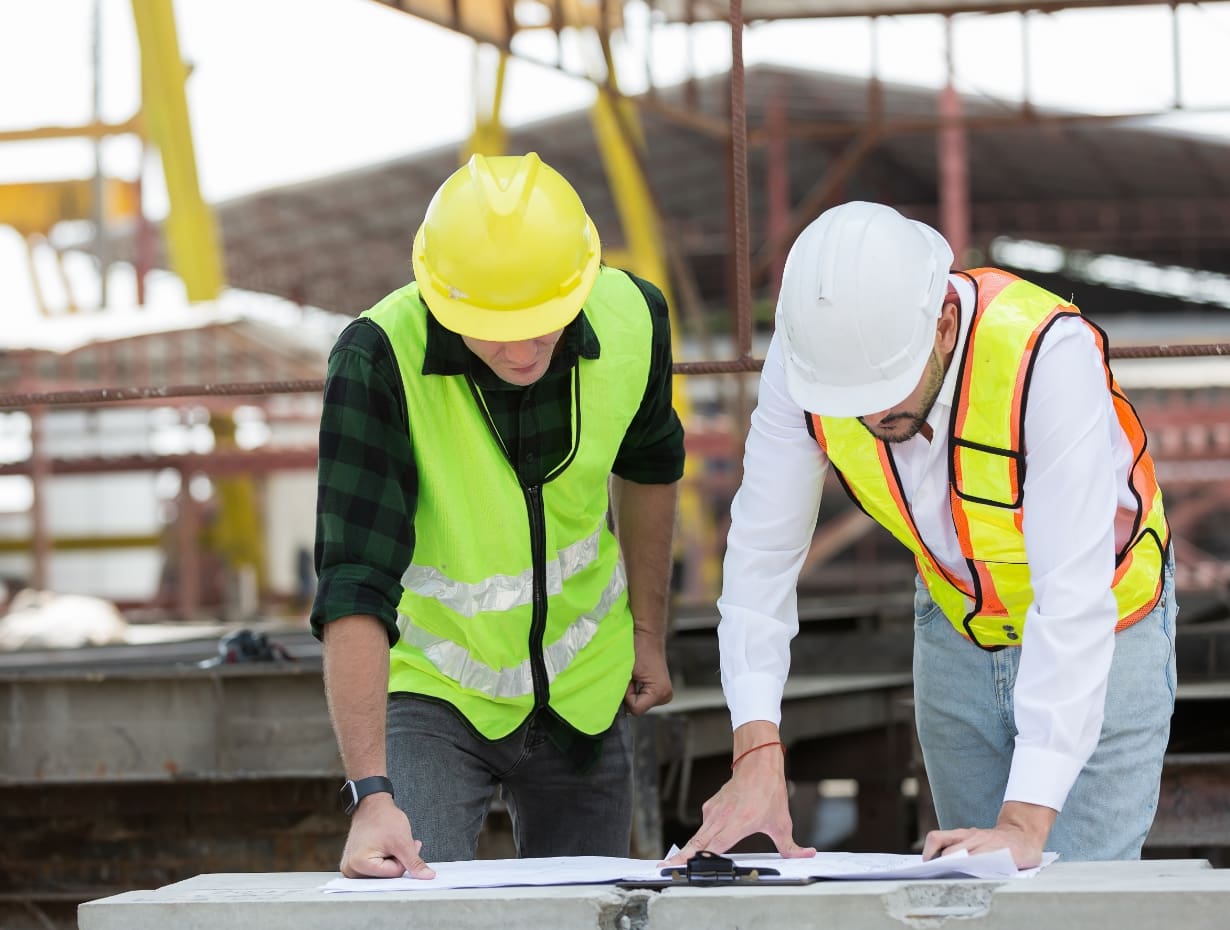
[412,219,601,342]
[783,331,934,418]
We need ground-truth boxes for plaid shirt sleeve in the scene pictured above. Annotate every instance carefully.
[310,319,415,644]
[612,272,686,484]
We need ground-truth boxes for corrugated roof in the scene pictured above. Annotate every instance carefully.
[118,64,1230,318]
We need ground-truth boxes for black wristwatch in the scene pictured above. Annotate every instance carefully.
[339,775,395,816]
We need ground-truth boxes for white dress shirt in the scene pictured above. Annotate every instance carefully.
[718,273,1139,811]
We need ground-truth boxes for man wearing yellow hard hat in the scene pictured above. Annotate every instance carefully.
[311,153,684,878]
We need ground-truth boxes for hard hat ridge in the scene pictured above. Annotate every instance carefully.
[470,152,537,228]
[778,201,953,417]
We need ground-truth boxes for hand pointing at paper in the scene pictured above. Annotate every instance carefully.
[922,801,1055,870]
[340,793,436,880]
[661,721,816,867]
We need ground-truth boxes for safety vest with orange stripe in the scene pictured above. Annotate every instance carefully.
[809,268,1169,649]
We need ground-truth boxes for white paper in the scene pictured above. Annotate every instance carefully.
[321,856,663,893]
[708,849,1060,882]
[320,849,1058,892]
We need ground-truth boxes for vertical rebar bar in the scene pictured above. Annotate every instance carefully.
[728,0,751,359]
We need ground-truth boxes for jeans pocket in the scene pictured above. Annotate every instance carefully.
[913,578,945,630]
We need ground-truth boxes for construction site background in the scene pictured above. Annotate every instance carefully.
[3,2,1230,928]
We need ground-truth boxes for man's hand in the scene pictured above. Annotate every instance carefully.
[661,724,815,866]
[624,629,673,715]
[922,800,1056,869]
[339,794,436,879]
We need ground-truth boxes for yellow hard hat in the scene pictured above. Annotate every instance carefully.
[411,152,601,341]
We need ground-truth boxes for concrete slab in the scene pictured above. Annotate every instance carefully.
[77,872,635,930]
[77,860,1230,930]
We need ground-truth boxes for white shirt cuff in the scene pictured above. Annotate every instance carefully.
[1003,745,1086,812]
[724,672,786,730]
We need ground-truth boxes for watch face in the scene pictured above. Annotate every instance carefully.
[339,776,393,815]
[340,781,358,815]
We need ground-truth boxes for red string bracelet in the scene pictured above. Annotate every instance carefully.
[731,740,786,771]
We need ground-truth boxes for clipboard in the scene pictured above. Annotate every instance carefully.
[616,850,821,889]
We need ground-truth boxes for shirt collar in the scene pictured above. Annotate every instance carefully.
[934,272,974,412]
[420,297,600,383]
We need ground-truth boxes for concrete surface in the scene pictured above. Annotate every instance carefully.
[78,860,1230,930]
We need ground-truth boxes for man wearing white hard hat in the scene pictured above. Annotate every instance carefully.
[667,201,1175,869]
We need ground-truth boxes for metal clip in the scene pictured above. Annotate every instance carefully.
[661,851,780,885]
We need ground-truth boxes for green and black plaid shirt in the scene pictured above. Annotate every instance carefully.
[311,270,685,644]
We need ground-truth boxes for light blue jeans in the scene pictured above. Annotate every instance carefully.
[385,694,633,862]
[912,555,1177,860]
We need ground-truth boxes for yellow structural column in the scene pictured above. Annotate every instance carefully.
[130,0,225,301]
[463,45,509,161]
[204,412,266,618]
[590,89,720,603]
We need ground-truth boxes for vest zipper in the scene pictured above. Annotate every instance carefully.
[464,373,563,709]
[525,484,550,709]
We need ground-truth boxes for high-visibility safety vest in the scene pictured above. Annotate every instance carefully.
[361,267,650,738]
[809,268,1169,649]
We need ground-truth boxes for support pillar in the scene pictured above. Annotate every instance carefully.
[938,17,970,266]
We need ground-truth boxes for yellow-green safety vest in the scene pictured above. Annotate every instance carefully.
[810,268,1169,649]
[361,266,650,736]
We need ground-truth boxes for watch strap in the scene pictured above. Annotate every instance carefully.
[340,775,395,815]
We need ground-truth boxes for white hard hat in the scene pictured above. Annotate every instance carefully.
[778,201,953,417]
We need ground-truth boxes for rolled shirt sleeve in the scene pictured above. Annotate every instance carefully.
[310,320,416,645]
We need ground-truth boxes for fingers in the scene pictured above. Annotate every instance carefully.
[662,829,816,867]
[340,807,438,880]
[399,839,437,880]
[341,849,399,878]
[342,838,437,880]
[766,811,815,860]
[660,824,723,866]
[776,838,818,859]
[922,828,973,861]
[623,683,653,716]
[660,836,709,867]
[924,826,1042,869]
[667,816,745,864]
[343,851,404,879]
[624,680,672,715]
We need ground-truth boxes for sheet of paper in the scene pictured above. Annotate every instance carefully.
[717,849,1059,881]
[320,849,1058,892]
[321,855,663,893]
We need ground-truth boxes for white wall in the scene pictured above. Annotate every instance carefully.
[263,471,317,599]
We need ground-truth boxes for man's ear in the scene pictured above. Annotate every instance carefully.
[935,300,960,354]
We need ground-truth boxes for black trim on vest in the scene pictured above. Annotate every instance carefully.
[1131,527,1168,618]
[949,438,1027,510]
[465,374,505,458]
[543,366,582,483]
[525,484,550,711]
[945,272,1001,651]
[1086,314,1164,563]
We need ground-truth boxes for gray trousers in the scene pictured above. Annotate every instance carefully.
[385,693,633,862]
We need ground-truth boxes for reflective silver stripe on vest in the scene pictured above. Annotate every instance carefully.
[396,560,628,698]
[400,529,601,617]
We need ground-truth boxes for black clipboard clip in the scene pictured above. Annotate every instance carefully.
[618,850,815,889]
[674,850,779,885]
